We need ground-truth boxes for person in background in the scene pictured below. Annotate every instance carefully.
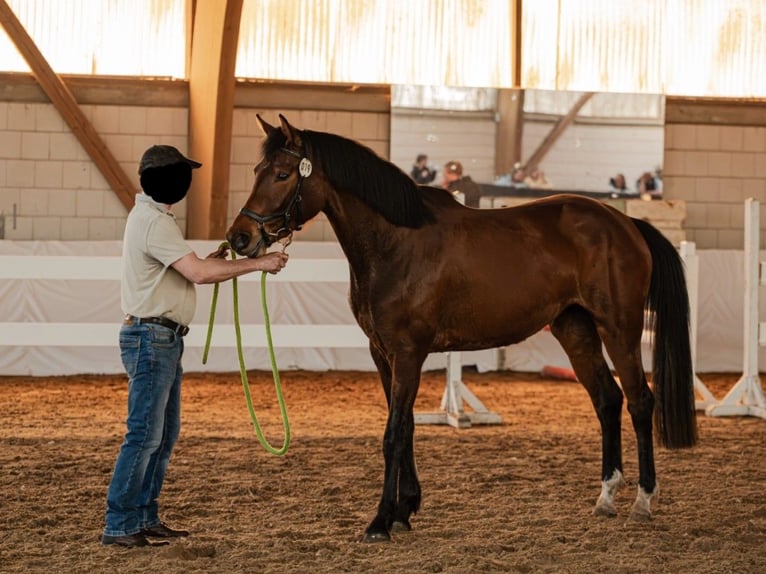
[102,145,289,548]
[608,173,633,195]
[524,168,553,190]
[636,171,662,200]
[441,160,482,207]
[410,154,436,185]
[510,163,528,188]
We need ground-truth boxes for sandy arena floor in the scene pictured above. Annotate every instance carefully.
[1,369,764,573]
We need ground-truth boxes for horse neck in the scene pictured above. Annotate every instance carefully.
[322,194,398,274]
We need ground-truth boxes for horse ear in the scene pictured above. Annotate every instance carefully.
[278,114,303,148]
[256,114,276,136]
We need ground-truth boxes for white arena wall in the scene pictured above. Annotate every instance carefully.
[0,240,762,377]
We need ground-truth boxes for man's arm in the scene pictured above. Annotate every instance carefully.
[171,251,288,285]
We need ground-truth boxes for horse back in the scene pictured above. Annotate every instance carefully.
[373,193,654,352]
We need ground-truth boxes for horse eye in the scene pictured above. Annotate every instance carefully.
[276,172,289,181]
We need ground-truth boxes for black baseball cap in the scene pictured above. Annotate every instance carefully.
[138,145,202,175]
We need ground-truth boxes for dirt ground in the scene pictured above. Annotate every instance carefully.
[1,369,764,574]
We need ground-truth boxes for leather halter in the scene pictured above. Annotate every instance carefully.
[238,147,307,246]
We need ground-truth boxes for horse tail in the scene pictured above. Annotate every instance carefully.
[632,217,698,449]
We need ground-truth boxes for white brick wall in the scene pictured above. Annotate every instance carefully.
[665,122,766,249]
[8,96,761,250]
[0,102,191,240]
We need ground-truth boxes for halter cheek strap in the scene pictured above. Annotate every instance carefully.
[239,147,310,244]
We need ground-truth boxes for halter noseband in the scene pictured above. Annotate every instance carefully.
[238,147,310,246]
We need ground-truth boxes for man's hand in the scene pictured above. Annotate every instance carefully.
[258,252,289,274]
[206,244,230,260]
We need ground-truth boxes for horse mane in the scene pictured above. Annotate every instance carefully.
[262,127,434,228]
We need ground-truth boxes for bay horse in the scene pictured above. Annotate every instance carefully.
[226,114,698,542]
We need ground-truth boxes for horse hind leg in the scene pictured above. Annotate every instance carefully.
[598,318,658,521]
[550,306,626,517]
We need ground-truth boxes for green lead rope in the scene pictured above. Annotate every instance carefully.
[202,245,291,456]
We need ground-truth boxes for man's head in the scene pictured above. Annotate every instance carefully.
[442,160,463,187]
[138,145,202,205]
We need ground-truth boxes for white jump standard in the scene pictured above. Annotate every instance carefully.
[706,198,766,419]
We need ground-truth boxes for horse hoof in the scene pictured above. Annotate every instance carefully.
[628,484,656,521]
[593,502,617,517]
[629,506,652,522]
[391,520,412,533]
[362,531,391,543]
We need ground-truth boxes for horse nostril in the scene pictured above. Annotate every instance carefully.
[229,231,251,253]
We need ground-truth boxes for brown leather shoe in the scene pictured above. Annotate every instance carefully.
[142,522,189,538]
[101,533,170,547]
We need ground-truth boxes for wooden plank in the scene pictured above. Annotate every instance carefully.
[495,89,524,177]
[666,97,766,127]
[624,199,687,222]
[523,92,594,172]
[187,0,244,239]
[235,81,390,112]
[512,0,522,88]
[0,1,136,210]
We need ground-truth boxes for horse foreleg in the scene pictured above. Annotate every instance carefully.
[369,341,392,406]
[363,355,423,543]
[392,409,421,531]
[363,409,406,542]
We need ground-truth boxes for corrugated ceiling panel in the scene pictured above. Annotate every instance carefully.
[1,0,764,97]
[522,0,766,97]
[235,0,515,87]
[665,0,766,97]
[0,0,186,77]
[523,0,666,93]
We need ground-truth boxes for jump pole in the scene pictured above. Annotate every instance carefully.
[414,351,503,428]
[679,241,717,410]
[706,198,766,419]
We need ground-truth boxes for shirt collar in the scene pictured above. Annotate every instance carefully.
[136,193,175,218]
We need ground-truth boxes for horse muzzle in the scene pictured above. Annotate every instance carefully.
[226,229,266,258]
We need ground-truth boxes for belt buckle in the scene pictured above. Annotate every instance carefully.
[176,323,189,336]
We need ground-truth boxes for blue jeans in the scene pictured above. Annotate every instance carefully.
[104,322,184,537]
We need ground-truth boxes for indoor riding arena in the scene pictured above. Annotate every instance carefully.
[2,1,766,573]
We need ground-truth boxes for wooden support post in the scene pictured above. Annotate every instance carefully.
[524,92,594,173]
[187,0,243,239]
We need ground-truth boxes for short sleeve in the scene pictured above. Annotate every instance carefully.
[146,214,193,267]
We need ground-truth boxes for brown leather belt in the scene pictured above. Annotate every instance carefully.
[123,314,189,336]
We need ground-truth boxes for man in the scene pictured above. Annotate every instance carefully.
[441,160,482,207]
[102,145,288,548]
[410,153,436,184]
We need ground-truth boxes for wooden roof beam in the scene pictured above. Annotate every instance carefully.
[0,0,136,210]
[186,0,243,239]
[524,92,594,173]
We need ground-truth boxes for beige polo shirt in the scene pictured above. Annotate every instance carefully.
[121,193,196,326]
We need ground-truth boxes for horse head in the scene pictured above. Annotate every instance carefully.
[226,114,325,257]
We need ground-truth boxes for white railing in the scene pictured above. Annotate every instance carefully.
[0,255,366,348]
